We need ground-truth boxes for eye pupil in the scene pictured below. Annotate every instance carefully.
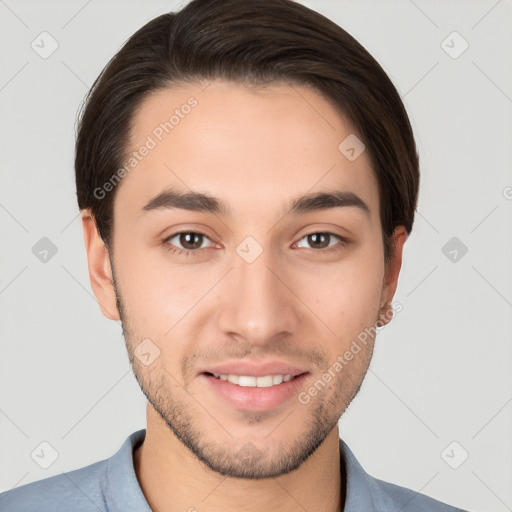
[308,233,329,249]
[180,232,203,249]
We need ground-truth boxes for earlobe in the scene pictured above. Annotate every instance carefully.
[81,210,120,321]
[378,226,407,327]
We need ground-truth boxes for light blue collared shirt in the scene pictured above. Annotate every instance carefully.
[0,429,469,511]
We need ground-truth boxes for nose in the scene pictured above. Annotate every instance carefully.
[216,245,300,346]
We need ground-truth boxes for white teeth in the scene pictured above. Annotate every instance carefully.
[239,376,257,387]
[272,375,283,385]
[227,374,239,385]
[255,375,274,387]
[211,373,295,387]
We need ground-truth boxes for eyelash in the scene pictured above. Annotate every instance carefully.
[162,231,348,257]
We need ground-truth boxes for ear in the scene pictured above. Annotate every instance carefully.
[81,209,120,321]
[378,226,407,327]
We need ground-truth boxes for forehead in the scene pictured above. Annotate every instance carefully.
[115,80,379,221]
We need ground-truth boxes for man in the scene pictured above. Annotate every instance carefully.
[0,0,469,510]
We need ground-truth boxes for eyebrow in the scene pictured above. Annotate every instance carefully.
[140,188,370,218]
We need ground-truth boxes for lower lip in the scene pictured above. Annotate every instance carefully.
[200,373,309,412]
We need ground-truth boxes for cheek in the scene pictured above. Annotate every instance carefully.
[116,246,227,344]
[112,244,180,330]
[304,248,384,336]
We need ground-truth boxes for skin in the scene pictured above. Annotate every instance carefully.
[82,80,406,512]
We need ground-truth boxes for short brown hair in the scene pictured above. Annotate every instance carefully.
[75,0,419,264]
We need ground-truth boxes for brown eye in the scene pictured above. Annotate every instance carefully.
[296,232,343,250]
[164,231,213,253]
[178,232,204,249]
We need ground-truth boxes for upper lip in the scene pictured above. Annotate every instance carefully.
[199,361,309,377]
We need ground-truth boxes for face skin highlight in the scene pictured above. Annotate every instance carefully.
[81,80,406,512]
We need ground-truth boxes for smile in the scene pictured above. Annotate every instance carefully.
[209,373,295,387]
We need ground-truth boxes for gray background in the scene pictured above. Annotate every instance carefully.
[1,1,511,511]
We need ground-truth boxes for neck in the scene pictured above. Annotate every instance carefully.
[133,405,343,512]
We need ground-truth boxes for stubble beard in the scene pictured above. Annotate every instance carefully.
[111,270,374,479]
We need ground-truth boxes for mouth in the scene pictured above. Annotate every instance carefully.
[200,371,310,412]
[203,371,307,388]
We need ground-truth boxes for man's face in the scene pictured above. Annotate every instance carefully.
[87,80,404,479]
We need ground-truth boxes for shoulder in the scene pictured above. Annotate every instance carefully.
[339,438,469,511]
[369,476,469,511]
[0,459,109,512]
[0,429,147,512]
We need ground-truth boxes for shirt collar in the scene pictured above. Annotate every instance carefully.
[106,428,151,512]
[339,437,380,510]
